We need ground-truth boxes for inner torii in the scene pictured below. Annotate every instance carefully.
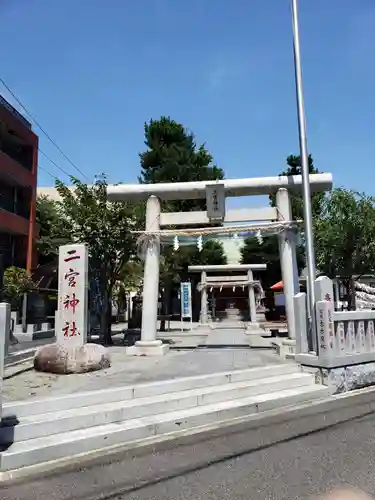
[188,264,266,327]
[107,173,333,356]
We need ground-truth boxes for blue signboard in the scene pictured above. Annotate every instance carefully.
[181,282,192,319]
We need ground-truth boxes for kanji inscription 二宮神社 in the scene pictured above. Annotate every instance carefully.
[56,244,88,346]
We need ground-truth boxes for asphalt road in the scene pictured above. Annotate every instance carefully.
[3,412,375,500]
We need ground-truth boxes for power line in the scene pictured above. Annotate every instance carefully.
[38,149,72,179]
[38,164,59,181]
[0,77,90,182]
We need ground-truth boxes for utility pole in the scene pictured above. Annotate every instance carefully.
[291,0,317,349]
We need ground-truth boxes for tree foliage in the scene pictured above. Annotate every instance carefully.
[314,188,375,309]
[55,175,140,343]
[139,116,224,212]
[240,235,305,289]
[36,196,70,266]
[160,240,227,284]
[4,266,35,310]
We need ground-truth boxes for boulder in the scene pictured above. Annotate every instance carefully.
[34,343,111,374]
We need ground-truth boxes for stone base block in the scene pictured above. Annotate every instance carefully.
[245,329,268,338]
[246,322,261,330]
[247,334,274,348]
[315,362,375,394]
[11,311,19,325]
[126,340,169,356]
[14,329,55,343]
[27,324,37,334]
[274,339,297,358]
[14,324,24,334]
[13,332,34,342]
[297,360,375,394]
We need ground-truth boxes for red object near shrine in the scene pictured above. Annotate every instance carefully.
[271,281,283,291]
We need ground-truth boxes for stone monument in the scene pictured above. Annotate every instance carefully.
[34,244,110,374]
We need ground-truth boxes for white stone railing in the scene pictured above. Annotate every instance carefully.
[294,276,375,395]
[332,309,375,356]
[296,293,375,367]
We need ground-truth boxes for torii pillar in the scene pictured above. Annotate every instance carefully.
[126,195,169,356]
[276,188,300,339]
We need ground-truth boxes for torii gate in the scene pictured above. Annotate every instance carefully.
[107,173,333,356]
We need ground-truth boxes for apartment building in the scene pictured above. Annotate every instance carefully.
[0,94,38,271]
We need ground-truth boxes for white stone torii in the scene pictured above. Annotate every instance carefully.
[107,173,333,356]
[188,264,266,327]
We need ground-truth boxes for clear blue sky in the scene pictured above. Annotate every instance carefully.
[1,0,374,206]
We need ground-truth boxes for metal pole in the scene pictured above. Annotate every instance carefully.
[291,0,317,348]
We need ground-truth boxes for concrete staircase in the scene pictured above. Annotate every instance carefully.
[0,364,330,474]
[213,307,246,329]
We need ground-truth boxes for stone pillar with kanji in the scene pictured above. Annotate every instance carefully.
[56,244,88,346]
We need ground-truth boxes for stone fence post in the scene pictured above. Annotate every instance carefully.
[294,292,309,354]
[0,302,11,419]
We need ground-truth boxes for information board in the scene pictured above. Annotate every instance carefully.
[181,282,192,319]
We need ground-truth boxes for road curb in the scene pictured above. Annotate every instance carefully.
[5,349,37,367]
[1,384,375,485]
[4,360,34,379]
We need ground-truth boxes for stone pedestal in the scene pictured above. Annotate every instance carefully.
[276,338,297,358]
[126,340,169,356]
[34,343,111,374]
[311,363,375,394]
[246,321,261,331]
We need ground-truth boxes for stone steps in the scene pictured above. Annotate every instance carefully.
[2,364,298,418]
[0,364,330,475]
[0,385,329,472]
[1,372,315,444]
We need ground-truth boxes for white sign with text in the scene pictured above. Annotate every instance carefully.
[181,282,192,319]
[56,244,88,346]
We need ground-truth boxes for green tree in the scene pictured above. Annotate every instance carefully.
[118,261,144,293]
[269,154,324,220]
[160,240,227,284]
[56,175,140,344]
[112,261,144,321]
[240,235,305,289]
[36,196,71,265]
[139,117,226,328]
[139,116,224,212]
[191,239,227,266]
[4,266,35,311]
[314,188,375,309]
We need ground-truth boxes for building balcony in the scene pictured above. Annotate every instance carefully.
[0,150,35,187]
[0,208,29,236]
